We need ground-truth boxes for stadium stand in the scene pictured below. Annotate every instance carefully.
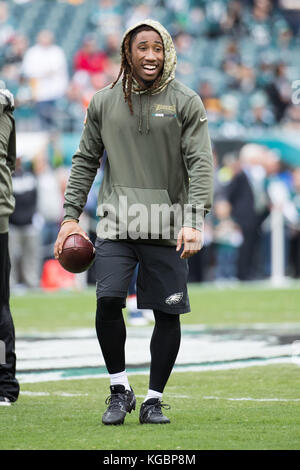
[1,0,299,135]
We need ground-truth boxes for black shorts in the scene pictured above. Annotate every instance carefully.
[95,238,190,314]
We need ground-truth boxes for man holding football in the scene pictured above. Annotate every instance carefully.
[54,19,213,425]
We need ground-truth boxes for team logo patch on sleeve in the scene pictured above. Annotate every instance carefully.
[165,292,183,305]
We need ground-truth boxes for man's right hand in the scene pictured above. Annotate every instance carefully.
[54,221,89,260]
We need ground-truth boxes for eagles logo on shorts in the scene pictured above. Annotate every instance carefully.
[165,292,183,305]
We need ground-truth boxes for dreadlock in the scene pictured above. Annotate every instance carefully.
[111,25,163,115]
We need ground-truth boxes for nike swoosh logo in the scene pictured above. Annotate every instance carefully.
[200,117,207,122]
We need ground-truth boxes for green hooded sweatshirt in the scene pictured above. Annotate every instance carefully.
[0,89,16,234]
[63,19,214,245]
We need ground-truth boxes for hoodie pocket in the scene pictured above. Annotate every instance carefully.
[97,185,179,240]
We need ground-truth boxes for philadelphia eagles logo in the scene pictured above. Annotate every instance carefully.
[165,292,183,305]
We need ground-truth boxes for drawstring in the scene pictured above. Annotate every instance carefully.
[138,93,142,133]
[137,92,151,134]
[146,93,150,135]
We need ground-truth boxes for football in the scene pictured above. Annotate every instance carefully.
[58,233,95,273]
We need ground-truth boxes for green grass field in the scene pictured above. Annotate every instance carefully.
[10,282,300,331]
[1,366,300,450]
[1,282,300,450]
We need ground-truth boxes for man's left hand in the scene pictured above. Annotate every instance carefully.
[176,227,204,259]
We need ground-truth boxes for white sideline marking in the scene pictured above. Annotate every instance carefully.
[19,392,300,402]
[20,391,88,397]
[203,396,300,402]
[20,391,189,399]
[135,394,190,399]
[16,356,294,384]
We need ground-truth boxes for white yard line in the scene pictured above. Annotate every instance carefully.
[20,391,88,397]
[16,356,294,384]
[20,391,189,399]
[19,391,300,402]
[203,396,300,402]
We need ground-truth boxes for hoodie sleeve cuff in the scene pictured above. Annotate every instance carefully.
[183,205,205,232]
[63,205,81,223]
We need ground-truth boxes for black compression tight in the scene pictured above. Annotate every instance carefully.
[96,297,126,374]
[96,297,181,392]
[149,310,181,393]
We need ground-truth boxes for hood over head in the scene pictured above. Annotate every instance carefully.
[121,18,177,95]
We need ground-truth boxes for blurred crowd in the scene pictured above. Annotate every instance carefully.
[0,0,300,134]
[1,0,300,290]
[190,143,300,283]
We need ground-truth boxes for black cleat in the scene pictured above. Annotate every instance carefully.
[102,384,136,425]
[139,398,171,424]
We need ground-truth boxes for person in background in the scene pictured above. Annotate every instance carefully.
[0,82,20,406]
[73,34,109,76]
[226,144,269,280]
[213,199,243,280]
[289,168,300,278]
[263,151,298,278]
[21,30,68,130]
[9,156,40,290]
[33,152,64,262]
